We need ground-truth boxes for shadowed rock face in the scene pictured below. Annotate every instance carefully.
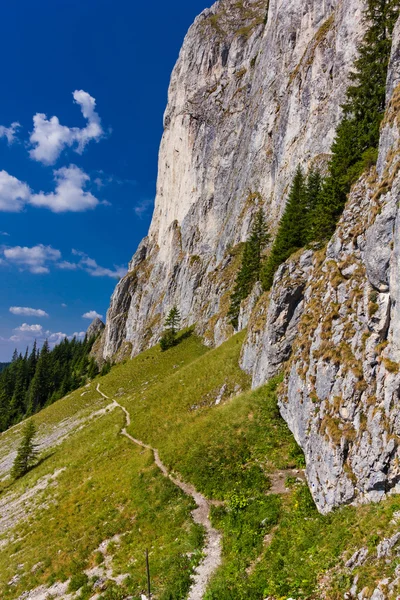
[242,18,400,514]
[103,0,364,360]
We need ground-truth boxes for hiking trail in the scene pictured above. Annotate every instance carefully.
[96,383,222,600]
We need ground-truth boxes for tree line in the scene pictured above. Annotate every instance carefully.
[229,0,399,320]
[0,335,102,433]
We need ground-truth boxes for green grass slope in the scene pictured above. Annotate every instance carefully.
[1,331,400,599]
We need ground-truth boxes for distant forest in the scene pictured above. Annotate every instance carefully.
[0,335,104,432]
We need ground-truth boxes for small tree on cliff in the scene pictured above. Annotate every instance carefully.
[228,209,270,328]
[12,420,38,479]
[160,307,181,351]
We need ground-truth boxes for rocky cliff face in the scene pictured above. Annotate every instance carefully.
[103,0,363,359]
[101,0,400,514]
[242,17,400,513]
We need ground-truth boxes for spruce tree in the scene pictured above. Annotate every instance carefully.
[261,167,307,290]
[160,306,181,351]
[308,0,399,242]
[12,421,38,479]
[0,334,99,433]
[228,209,269,328]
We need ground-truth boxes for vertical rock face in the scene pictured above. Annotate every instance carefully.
[243,18,400,513]
[103,0,363,359]
[102,0,400,513]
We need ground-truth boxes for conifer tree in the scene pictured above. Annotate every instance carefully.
[160,306,181,351]
[308,0,399,242]
[12,421,38,479]
[228,209,269,328]
[0,334,98,432]
[261,167,307,290]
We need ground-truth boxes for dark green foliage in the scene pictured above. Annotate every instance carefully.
[100,360,112,376]
[308,0,399,243]
[88,357,100,379]
[164,306,181,335]
[228,209,270,327]
[262,167,312,290]
[260,1,399,286]
[11,421,38,479]
[0,334,98,433]
[160,306,181,351]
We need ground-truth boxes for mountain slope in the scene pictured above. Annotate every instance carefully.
[2,333,400,598]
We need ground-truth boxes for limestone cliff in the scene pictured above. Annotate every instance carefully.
[102,0,363,358]
[242,17,400,513]
[101,0,400,514]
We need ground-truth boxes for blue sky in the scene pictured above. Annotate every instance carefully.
[0,0,211,361]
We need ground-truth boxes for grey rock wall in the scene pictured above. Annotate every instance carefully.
[244,17,400,513]
[102,0,363,359]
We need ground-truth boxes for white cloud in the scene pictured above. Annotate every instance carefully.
[0,165,101,214]
[9,306,49,317]
[72,249,127,279]
[16,323,43,333]
[47,331,68,345]
[1,231,10,236]
[1,244,125,279]
[134,197,153,218]
[58,260,78,270]
[82,310,103,320]
[0,170,31,212]
[29,90,104,165]
[3,244,61,274]
[0,122,20,144]
[72,331,86,339]
[30,165,100,213]
[61,303,67,308]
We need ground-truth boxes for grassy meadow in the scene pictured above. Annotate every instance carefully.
[0,331,400,599]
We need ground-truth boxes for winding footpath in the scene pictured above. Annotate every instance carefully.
[96,384,222,600]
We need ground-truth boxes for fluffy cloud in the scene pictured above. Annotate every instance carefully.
[7,325,85,349]
[1,244,126,279]
[16,323,43,333]
[0,165,100,213]
[29,90,104,165]
[9,306,49,317]
[82,310,103,320]
[3,244,61,274]
[0,122,20,144]
[72,249,127,279]
[30,165,100,212]
[0,170,31,212]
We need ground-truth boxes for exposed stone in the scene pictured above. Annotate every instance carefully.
[244,16,400,514]
[100,0,400,517]
[103,0,364,360]
[240,249,313,387]
[86,317,105,339]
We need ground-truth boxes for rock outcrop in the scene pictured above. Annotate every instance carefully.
[86,317,105,340]
[102,0,364,359]
[101,0,400,514]
[243,17,400,513]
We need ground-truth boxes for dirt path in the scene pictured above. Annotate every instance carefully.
[96,384,222,600]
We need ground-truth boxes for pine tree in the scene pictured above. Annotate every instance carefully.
[160,307,181,351]
[228,209,269,328]
[261,167,307,290]
[12,421,38,479]
[88,358,99,379]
